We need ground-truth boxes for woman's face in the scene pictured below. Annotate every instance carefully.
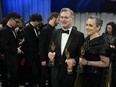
[86,18,99,36]
[106,25,112,34]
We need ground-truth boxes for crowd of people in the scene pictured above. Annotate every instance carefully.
[0,8,116,87]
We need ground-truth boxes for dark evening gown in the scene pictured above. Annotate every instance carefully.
[102,33,116,87]
[79,36,110,87]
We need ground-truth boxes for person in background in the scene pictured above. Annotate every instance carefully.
[0,12,22,87]
[102,22,116,87]
[48,8,84,87]
[79,16,110,87]
[14,17,25,40]
[21,14,42,87]
[0,17,7,30]
[0,17,8,87]
[0,18,8,87]
[39,12,59,87]
[14,17,26,86]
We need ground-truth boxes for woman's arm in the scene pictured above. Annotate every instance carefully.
[79,55,110,67]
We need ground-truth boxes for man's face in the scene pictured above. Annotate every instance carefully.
[17,20,24,28]
[55,16,60,25]
[34,21,40,26]
[86,18,99,36]
[11,18,20,28]
[60,11,73,29]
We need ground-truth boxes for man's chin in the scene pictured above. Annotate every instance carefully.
[62,25,67,28]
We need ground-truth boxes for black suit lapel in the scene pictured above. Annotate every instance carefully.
[64,29,74,50]
[29,24,38,37]
[57,29,62,54]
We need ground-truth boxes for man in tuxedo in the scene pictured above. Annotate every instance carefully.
[21,14,42,87]
[0,12,22,87]
[39,12,59,87]
[48,8,84,87]
[0,26,8,87]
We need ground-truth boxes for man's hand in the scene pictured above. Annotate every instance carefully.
[65,59,75,67]
[41,61,47,66]
[17,46,24,54]
[79,58,88,65]
[48,52,56,60]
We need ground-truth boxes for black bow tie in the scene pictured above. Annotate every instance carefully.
[62,30,69,34]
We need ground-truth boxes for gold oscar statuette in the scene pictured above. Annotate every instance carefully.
[48,42,55,67]
[77,47,85,73]
[65,48,72,74]
[80,47,85,58]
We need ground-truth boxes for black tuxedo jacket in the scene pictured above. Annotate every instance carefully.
[50,27,84,79]
[39,24,55,62]
[21,23,39,59]
[0,25,20,65]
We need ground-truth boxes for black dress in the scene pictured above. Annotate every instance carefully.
[80,36,110,87]
[102,33,116,87]
[102,33,116,60]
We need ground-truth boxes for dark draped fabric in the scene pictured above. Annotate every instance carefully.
[51,0,116,13]
[1,0,50,23]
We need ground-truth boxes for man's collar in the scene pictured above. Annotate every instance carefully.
[62,27,72,34]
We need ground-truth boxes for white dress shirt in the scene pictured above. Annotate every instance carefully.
[61,27,72,55]
[34,28,38,37]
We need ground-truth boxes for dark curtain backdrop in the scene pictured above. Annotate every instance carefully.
[51,0,104,12]
[0,0,2,21]
[1,0,51,23]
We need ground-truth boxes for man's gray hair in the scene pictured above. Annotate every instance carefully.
[60,8,74,17]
